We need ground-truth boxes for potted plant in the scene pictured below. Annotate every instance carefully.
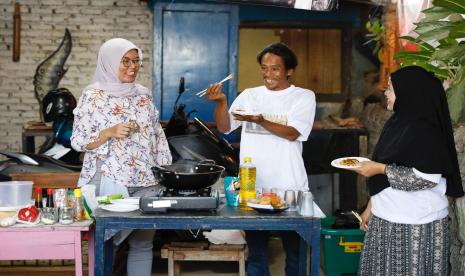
[395,0,465,123]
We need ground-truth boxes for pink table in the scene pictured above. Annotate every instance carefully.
[0,220,94,276]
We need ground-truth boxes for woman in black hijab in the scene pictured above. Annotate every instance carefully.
[350,66,464,275]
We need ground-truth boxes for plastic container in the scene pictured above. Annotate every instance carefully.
[320,216,365,276]
[0,181,33,210]
[223,176,240,207]
[239,157,256,210]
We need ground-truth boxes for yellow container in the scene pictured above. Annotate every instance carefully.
[239,157,256,210]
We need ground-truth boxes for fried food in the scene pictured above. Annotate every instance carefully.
[339,158,360,166]
[259,197,271,205]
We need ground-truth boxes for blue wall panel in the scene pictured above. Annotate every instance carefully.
[153,3,238,122]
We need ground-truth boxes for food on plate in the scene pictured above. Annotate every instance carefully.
[254,193,286,209]
[339,158,360,167]
[259,196,271,205]
[98,194,124,204]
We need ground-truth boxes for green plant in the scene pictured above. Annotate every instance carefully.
[395,0,465,123]
[365,18,386,61]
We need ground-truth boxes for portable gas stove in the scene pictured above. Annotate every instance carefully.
[140,187,220,213]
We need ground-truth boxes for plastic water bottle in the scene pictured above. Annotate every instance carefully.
[239,157,256,210]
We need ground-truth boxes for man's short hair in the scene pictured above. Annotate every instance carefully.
[256,43,298,70]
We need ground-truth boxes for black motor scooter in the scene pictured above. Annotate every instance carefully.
[165,77,239,176]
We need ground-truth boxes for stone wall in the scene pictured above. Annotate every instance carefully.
[0,0,153,151]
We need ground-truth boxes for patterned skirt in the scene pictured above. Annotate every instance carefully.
[359,215,449,276]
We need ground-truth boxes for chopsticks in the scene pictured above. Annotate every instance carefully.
[195,73,234,98]
[351,210,363,223]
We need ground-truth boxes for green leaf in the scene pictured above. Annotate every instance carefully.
[449,20,465,38]
[417,28,453,41]
[455,67,465,85]
[415,21,455,34]
[438,37,459,47]
[446,85,465,123]
[448,13,464,22]
[433,0,465,14]
[415,22,455,41]
[399,61,449,80]
[399,36,436,52]
[422,6,452,22]
[457,54,465,65]
[395,51,432,62]
[432,45,465,62]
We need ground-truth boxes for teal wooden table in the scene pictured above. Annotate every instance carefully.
[93,205,320,276]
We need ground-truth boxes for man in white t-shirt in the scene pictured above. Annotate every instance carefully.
[206,43,316,276]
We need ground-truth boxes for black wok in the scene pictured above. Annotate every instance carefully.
[151,162,225,190]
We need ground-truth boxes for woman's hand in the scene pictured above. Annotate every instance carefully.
[360,199,372,231]
[103,123,132,139]
[206,83,227,103]
[349,161,386,177]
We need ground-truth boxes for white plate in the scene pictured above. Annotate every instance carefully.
[100,204,139,213]
[247,202,288,213]
[232,110,261,116]
[331,157,370,169]
[110,197,140,205]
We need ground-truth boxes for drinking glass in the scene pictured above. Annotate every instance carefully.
[298,191,314,216]
[41,207,58,225]
[284,190,296,209]
[59,207,74,225]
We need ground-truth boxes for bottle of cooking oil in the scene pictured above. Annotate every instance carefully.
[239,157,256,210]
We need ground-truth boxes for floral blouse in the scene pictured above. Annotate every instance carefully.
[71,89,172,188]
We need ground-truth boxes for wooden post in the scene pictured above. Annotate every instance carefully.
[13,2,21,62]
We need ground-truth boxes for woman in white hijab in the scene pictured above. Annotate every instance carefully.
[71,38,171,276]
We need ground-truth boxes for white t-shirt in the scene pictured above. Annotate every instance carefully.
[371,168,448,224]
[228,85,316,191]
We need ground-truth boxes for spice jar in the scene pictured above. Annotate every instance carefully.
[59,207,74,225]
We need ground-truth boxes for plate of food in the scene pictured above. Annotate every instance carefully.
[232,110,261,116]
[247,195,288,213]
[247,202,289,213]
[331,157,370,169]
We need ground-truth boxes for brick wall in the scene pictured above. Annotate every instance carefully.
[0,0,153,151]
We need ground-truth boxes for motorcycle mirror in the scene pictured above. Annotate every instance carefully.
[178,77,185,94]
[173,77,185,110]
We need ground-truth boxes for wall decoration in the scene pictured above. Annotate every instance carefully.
[33,28,72,122]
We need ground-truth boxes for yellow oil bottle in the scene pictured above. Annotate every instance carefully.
[239,157,256,210]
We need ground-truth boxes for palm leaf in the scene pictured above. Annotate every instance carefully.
[449,20,465,38]
[395,51,432,62]
[422,6,451,22]
[433,0,465,14]
[455,67,465,85]
[417,28,453,42]
[399,36,435,52]
[446,84,465,123]
[432,45,465,62]
[415,21,455,34]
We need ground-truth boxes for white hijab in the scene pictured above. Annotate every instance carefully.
[86,38,149,97]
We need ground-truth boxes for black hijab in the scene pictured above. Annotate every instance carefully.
[368,66,464,198]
